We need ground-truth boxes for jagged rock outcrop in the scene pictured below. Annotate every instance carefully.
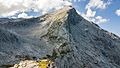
[0,6,120,68]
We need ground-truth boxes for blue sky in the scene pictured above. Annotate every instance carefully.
[0,0,120,36]
[71,0,120,36]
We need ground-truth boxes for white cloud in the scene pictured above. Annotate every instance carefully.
[67,0,84,2]
[86,8,96,17]
[18,13,27,18]
[79,10,109,24]
[115,9,120,16]
[86,0,111,9]
[95,16,109,24]
[78,0,111,24]
[0,0,72,18]
[18,12,33,18]
[0,0,28,17]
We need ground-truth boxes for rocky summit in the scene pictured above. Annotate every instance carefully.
[0,6,120,68]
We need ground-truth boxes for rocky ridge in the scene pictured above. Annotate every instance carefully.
[0,6,120,68]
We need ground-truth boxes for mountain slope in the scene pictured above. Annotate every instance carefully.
[0,6,120,68]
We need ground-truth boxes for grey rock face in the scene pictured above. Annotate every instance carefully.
[0,6,120,68]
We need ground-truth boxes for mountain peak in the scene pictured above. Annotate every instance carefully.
[40,6,83,26]
[1,6,120,68]
[52,6,79,17]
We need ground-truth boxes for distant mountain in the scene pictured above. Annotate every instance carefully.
[0,6,120,68]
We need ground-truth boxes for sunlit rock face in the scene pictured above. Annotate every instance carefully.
[11,60,39,68]
[0,6,120,68]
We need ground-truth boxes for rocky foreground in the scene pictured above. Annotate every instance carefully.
[10,60,56,68]
[10,60,39,68]
[0,6,120,68]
